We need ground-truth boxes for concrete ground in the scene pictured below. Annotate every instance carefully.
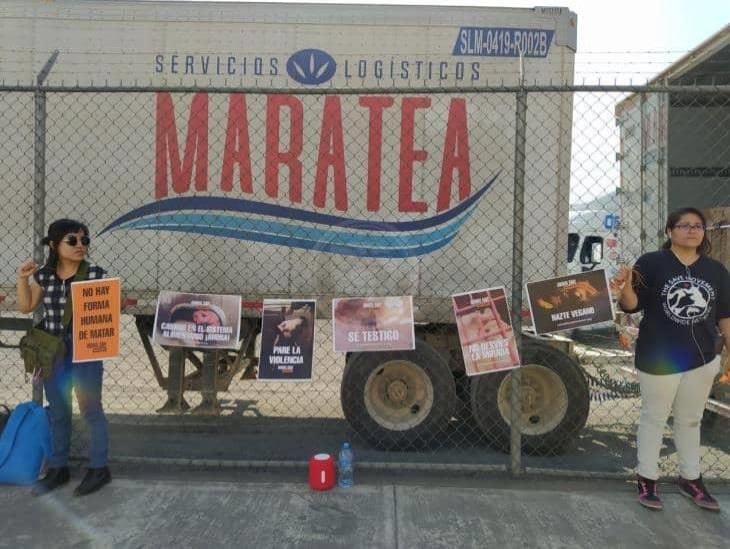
[0,468,727,548]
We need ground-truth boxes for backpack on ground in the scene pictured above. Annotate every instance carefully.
[0,401,51,485]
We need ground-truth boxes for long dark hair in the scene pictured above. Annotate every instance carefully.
[661,207,711,256]
[41,218,89,270]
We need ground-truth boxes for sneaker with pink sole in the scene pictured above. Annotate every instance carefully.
[637,475,663,510]
[678,476,720,512]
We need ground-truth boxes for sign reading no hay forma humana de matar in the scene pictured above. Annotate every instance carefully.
[71,278,121,363]
[152,290,242,350]
[452,287,520,376]
[525,269,615,335]
[258,299,317,381]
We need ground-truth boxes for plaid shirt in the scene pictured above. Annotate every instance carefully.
[33,263,106,336]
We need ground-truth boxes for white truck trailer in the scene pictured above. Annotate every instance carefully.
[0,1,587,453]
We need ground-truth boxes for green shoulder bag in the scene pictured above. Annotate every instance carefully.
[19,261,88,379]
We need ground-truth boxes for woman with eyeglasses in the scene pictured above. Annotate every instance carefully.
[614,207,729,512]
[16,219,111,497]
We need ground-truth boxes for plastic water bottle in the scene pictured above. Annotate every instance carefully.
[337,442,354,488]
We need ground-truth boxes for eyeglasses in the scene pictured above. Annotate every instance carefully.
[60,235,91,246]
[673,223,705,232]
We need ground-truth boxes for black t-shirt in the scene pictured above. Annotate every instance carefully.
[621,249,730,375]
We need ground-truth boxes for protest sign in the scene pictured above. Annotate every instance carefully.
[452,287,520,376]
[71,278,121,362]
[526,269,615,334]
[332,296,415,352]
[259,299,316,381]
[153,291,241,349]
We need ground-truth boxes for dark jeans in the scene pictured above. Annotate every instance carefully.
[42,334,109,468]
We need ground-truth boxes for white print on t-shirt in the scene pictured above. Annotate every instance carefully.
[661,275,714,325]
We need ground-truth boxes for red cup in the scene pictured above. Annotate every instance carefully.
[309,453,336,490]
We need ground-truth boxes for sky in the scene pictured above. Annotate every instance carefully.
[170,0,730,82]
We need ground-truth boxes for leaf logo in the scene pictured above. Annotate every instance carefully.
[286,49,337,85]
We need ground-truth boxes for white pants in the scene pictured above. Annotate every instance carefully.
[637,355,721,480]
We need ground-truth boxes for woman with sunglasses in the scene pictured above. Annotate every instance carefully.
[614,207,729,512]
[16,219,111,497]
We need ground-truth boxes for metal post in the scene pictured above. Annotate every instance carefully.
[639,92,647,253]
[157,349,190,414]
[31,51,59,404]
[656,91,668,248]
[510,72,528,477]
[195,351,221,415]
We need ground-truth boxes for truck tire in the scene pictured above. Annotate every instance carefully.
[341,339,456,449]
[470,341,589,455]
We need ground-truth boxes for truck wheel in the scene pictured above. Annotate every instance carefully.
[470,341,589,455]
[341,339,456,449]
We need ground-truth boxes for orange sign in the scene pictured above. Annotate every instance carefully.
[71,278,121,362]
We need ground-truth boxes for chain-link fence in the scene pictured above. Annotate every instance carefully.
[0,83,728,480]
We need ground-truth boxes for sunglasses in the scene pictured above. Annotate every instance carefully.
[60,235,91,247]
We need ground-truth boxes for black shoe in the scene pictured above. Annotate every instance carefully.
[637,474,663,510]
[678,476,721,512]
[31,466,70,496]
[73,466,111,497]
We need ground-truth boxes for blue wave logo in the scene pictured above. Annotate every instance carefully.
[286,49,336,85]
[100,173,499,258]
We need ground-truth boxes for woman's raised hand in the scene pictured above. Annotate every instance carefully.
[611,265,633,292]
[17,259,39,279]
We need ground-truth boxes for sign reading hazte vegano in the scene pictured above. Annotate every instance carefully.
[71,278,121,363]
[526,269,615,335]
